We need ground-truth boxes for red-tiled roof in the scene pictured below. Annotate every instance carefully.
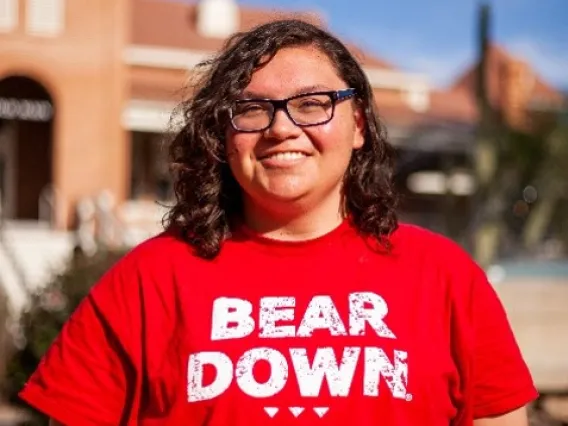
[131,1,320,50]
[375,88,477,128]
[129,3,562,131]
[451,44,563,110]
[131,0,393,69]
[427,88,478,123]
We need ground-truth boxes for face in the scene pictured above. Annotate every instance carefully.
[225,45,365,214]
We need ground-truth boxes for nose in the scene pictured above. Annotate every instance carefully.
[265,109,302,140]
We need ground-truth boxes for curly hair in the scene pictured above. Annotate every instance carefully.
[165,19,398,259]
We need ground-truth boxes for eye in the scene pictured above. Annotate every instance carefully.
[300,100,324,108]
[234,102,269,116]
[292,95,332,112]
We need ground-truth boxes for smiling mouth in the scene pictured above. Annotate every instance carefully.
[260,151,308,161]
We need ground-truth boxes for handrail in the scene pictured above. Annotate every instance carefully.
[75,190,128,254]
[94,190,126,248]
[75,197,97,256]
[38,184,59,228]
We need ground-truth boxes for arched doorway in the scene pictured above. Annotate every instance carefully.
[0,76,54,221]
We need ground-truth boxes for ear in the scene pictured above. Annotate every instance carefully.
[352,106,365,150]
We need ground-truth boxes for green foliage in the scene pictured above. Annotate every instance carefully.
[470,3,568,264]
[2,249,127,419]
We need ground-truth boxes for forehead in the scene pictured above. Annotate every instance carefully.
[243,46,346,98]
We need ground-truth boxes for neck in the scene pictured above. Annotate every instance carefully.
[242,191,345,241]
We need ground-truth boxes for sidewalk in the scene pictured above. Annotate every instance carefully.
[0,405,28,426]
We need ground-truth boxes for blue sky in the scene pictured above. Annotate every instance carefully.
[237,0,568,90]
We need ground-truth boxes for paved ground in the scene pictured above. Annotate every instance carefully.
[496,276,568,425]
[0,405,28,426]
[542,396,568,422]
[494,278,568,392]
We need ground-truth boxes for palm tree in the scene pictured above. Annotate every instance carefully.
[471,1,507,267]
[470,3,568,266]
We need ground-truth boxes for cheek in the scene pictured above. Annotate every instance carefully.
[306,122,356,154]
[226,135,250,159]
[226,134,259,176]
[304,124,334,151]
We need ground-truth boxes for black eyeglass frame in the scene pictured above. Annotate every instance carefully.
[229,88,357,133]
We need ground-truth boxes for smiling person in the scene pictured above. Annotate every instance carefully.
[20,19,536,426]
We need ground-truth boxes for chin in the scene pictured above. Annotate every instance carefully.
[256,177,312,199]
[262,189,309,203]
[250,185,311,208]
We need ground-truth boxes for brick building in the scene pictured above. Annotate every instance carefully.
[0,0,563,234]
[1,3,566,414]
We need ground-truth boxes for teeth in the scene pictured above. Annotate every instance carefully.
[265,152,306,161]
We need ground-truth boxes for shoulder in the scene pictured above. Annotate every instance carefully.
[392,223,479,268]
[89,229,202,300]
[117,227,205,271]
[124,227,195,263]
[390,223,487,295]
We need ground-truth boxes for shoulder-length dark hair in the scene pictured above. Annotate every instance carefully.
[165,19,398,259]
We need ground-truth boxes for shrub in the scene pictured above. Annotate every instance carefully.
[2,248,127,424]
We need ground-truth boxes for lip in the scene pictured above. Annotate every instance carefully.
[258,151,311,168]
[258,149,311,160]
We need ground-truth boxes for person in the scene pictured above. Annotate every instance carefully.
[19,19,537,426]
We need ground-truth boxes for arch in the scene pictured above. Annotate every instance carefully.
[0,75,55,221]
[0,67,61,108]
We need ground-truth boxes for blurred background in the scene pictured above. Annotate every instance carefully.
[0,0,566,424]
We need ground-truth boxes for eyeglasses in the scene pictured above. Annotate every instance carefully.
[229,88,357,133]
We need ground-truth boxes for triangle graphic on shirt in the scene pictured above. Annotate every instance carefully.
[289,407,305,417]
[314,407,329,418]
[264,407,279,418]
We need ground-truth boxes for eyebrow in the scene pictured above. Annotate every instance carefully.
[240,84,335,100]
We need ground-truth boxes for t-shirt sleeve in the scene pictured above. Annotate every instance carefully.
[18,262,140,426]
[468,265,539,418]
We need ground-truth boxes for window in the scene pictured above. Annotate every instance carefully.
[405,87,430,113]
[0,0,18,32]
[197,0,239,39]
[130,132,172,202]
[26,0,64,37]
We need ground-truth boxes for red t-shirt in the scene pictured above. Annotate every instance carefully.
[19,221,537,425]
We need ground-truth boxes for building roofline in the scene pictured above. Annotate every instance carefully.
[123,44,431,94]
